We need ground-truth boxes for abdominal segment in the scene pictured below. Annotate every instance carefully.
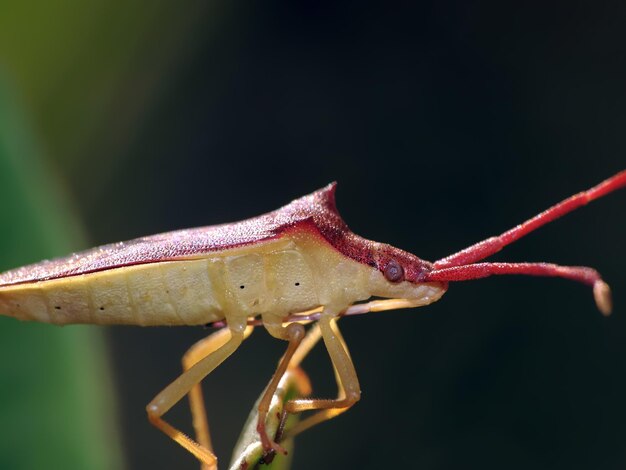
[223,249,320,316]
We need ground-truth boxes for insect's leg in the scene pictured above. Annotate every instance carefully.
[289,322,322,369]
[257,319,306,455]
[181,325,255,470]
[146,320,248,469]
[281,314,361,440]
[271,324,321,443]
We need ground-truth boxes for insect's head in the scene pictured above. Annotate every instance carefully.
[368,244,448,305]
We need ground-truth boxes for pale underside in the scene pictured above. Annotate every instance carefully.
[0,232,445,327]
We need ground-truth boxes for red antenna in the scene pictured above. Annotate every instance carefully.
[422,170,626,316]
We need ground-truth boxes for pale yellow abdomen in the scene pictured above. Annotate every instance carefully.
[0,258,224,326]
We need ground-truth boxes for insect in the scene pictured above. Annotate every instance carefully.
[0,170,624,469]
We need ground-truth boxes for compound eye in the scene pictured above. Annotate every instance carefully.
[384,260,404,283]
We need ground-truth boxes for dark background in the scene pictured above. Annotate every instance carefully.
[2,1,626,469]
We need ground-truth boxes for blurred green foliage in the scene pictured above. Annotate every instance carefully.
[0,1,213,185]
[0,77,124,469]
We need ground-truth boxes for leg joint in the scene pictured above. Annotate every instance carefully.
[344,389,361,405]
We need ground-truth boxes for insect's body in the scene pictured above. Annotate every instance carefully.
[0,172,624,470]
[0,185,445,327]
[0,234,440,327]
